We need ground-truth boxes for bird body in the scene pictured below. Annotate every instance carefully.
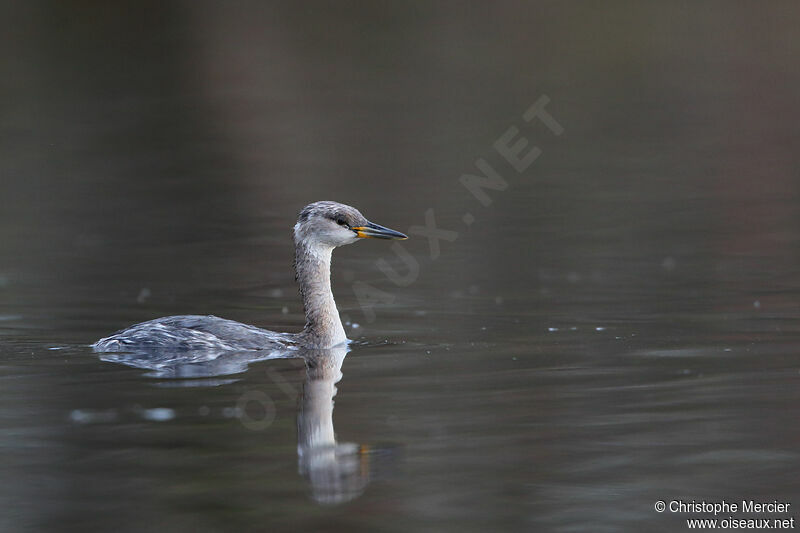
[93,314,296,352]
[93,201,406,353]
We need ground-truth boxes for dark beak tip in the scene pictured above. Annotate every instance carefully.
[361,221,407,240]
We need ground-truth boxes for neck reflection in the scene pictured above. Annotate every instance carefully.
[296,346,369,505]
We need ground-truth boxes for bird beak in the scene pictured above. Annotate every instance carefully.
[352,221,408,240]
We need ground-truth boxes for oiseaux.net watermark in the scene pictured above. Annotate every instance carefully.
[655,499,795,529]
[343,94,564,325]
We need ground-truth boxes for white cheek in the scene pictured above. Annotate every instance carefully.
[331,228,358,246]
[315,228,354,247]
[295,221,357,248]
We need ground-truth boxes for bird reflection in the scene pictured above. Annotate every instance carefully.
[99,346,297,381]
[298,346,369,504]
[98,344,387,504]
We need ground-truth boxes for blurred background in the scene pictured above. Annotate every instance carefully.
[1,1,799,532]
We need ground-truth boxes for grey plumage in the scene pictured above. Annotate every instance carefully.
[94,315,297,352]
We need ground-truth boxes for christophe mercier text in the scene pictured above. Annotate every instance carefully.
[670,500,791,515]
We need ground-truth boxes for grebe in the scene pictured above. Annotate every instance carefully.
[93,201,407,352]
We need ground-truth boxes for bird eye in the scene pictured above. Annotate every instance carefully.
[336,218,348,227]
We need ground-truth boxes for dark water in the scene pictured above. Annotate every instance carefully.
[2,2,800,532]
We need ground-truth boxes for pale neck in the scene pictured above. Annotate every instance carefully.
[294,240,347,348]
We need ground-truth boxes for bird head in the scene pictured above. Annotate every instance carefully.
[294,201,407,249]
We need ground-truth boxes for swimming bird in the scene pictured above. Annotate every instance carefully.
[93,201,407,352]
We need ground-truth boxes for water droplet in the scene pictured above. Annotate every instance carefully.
[69,409,118,424]
[141,408,175,422]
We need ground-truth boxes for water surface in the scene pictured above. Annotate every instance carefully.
[2,2,800,532]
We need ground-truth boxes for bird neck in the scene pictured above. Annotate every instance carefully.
[294,240,347,348]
